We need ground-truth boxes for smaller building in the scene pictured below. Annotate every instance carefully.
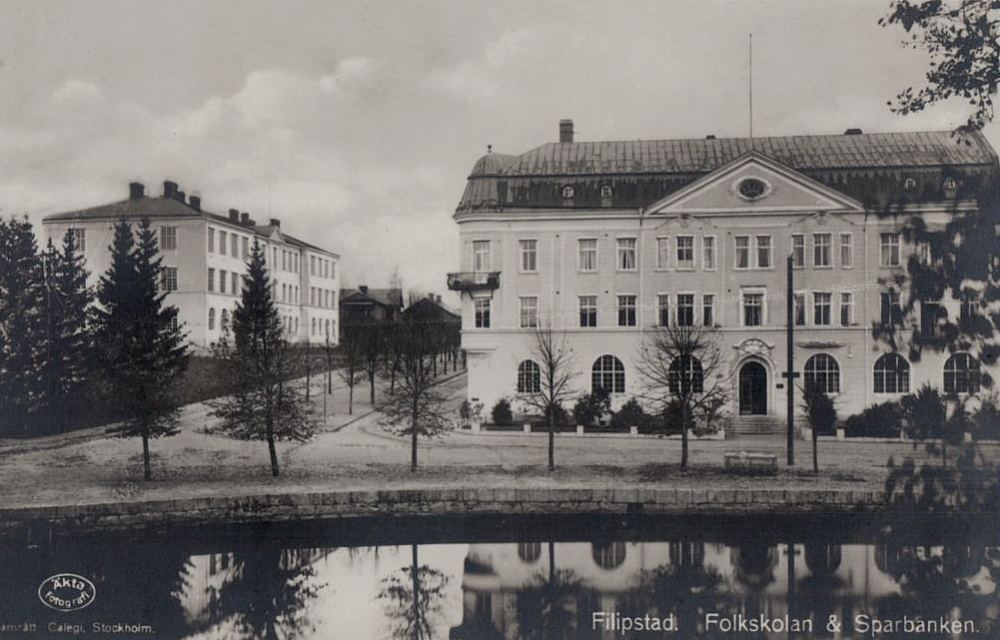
[338,286,404,327]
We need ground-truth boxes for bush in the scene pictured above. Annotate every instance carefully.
[571,388,611,426]
[803,385,837,436]
[901,384,947,441]
[844,401,904,438]
[971,396,1000,440]
[644,399,686,436]
[530,402,571,430]
[610,398,651,430]
[491,398,514,426]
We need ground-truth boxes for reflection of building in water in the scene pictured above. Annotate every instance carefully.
[450,541,997,640]
[177,547,332,630]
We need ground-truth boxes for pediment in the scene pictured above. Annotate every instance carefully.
[645,151,864,216]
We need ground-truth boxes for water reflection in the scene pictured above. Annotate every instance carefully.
[0,524,996,640]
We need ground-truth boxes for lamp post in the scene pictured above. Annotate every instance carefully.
[785,253,797,466]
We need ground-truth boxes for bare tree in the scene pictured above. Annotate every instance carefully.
[521,323,576,472]
[380,317,452,472]
[636,324,729,471]
[339,324,364,415]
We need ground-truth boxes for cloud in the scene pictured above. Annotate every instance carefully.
[52,80,102,103]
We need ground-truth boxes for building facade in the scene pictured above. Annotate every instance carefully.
[449,122,999,432]
[43,180,340,349]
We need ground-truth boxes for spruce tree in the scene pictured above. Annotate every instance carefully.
[37,231,93,432]
[210,238,314,476]
[94,218,189,480]
[0,217,45,435]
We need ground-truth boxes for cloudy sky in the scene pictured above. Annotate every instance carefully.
[1,0,996,297]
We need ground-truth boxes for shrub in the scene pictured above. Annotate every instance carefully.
[646,399,686,436]
[844,401,904,438]
[491,398,514,426]
[802,385,837,436]
[571,388,611,426]
[534,402,571,429]
[971,395,1000,440]
[610,398,650,430]
[901,384,947,441]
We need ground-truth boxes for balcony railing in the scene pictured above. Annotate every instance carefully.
[447,271,501,292]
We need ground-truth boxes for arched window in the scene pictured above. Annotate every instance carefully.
[517,360,541,393]
[874,353,910,394]
[804,354,840,393]
[517,542,541,563]
[592,542,627,569]
[208,308,216,331]
[668,355,704,395]
[592,355,625,394]
[944,353,981,394]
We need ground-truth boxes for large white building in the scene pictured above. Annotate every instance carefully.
[43,180,340,349]
[449,122,999,433]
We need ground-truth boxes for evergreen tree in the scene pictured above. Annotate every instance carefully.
[36,230,93,432]
[94,218,189,481]
[210,239,315,476]
[0,216,45,435]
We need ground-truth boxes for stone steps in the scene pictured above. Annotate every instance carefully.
[729,415,784,436]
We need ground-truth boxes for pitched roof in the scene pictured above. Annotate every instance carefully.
[339,288,403,309]
[477,131,997,177]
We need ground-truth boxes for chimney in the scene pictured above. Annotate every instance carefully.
[705,134,716,140]
[129,182,145,200]
[163,181,178,199]
[240,212,250,224]
[436,294,442,304]
[559,119,574,143]
[844,128,863,135]
[269,218,281,228]
[359,285,369,294]
[428,293,435,300]
[229,208,240,221]
[175,190,185,203]
[189,195,201,211]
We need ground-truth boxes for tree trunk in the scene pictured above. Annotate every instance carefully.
[369,371,376,404]
[812,427,818,474]
[142,432,152,481]
[327,369,332,394]
[411,398,419,472]
[348,385,354,415]
[681,399,690,471]
[267,419,279,477]
[411,545,420,633]
[548,407,555,472]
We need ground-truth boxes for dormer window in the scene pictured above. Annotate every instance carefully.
[600,185,613,198]
[562,185,575,199]
[736,177,769,201]
[903,177,917,191]
[942,176,958,197]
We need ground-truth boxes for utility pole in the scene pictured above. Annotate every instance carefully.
[784,254,797,466]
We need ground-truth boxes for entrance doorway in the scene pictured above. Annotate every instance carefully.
[739,361,767,415]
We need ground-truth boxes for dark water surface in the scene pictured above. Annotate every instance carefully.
[0,514,997,639]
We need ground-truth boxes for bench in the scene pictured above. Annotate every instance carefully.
[724,451,778,475]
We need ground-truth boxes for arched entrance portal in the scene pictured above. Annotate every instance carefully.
[739,361,768,415]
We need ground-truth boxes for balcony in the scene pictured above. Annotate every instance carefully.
[447,271,501,292]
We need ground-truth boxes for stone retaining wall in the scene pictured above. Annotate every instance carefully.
[0,487,893,542]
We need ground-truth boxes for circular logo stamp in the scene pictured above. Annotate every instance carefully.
[37,574,96,612]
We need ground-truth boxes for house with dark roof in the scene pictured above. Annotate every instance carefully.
[43,180,340,348]
[338,285,404,327]
[449,120,999,433]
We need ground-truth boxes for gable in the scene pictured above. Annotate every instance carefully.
[645,151,865,216]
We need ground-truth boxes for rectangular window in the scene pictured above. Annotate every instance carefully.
[232,272,238,294]
[960,296,978,324]
[519,239,538,273]
[231,234,238,258]
[220,270,227,294]
[282,251,287,271]
[840,233,853,268]
[579,296,597,327]
[208,228,215,253]
[881,291,903,325]
[794,293,806,326]
[160,226,177,250]
[920,300,941,338]
[840,292,853,326]
[70,228,86,253]
[473,240,491,272]
[743,293,763,327]
[578,238,598,272]
[813,292,832,326]
[880,233,901,267]
[219,231,227,256]
[814,233,831,267]
[703,236,716,270]
[655,237,669,269]
[616,238,637,271]
[735,236,750,269]
[677,294,695,326]
[791,234,805,268]
[657,294,670,327]
[756,235,772,268]
[703,294,715,327]
[617,295,637,326]
[241,237,248,260]
[310,256,316,276]
[519,297,538,328]
[676,236,694,269]
[207,268,215,292]
[161,267,178,292]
